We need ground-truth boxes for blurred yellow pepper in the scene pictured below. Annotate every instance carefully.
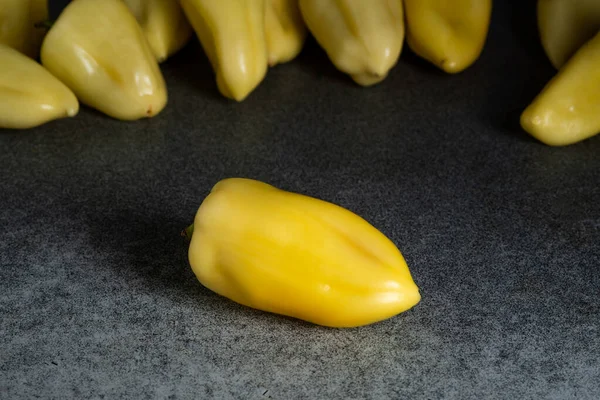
[299,0,405,86]
[40,0,167,120]
[521,30,600,146]
[537,0,600,69]
[180,0,268,101]
[122,0,193,62]
[265,0,307,66]
[404,0,492,73]
[0,44,79,129]
[0,0,48,58]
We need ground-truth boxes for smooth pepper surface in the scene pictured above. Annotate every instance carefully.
[40,0,167,120]
[521,30,600,146]
[187,178,421,328]
[404,0,492,73]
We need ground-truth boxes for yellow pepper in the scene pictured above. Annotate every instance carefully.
[404,0,492,74]
[0,0,48,58]
[186,178,421,328]
[521,30,600,146]
[265,0,307,66]
[299,0,405,86]
[537,0,600,69]
[180,0,268,101]
[0,44,78,129]
[40,0,167,120]
[122,0,193,62]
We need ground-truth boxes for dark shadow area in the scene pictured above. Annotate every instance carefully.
[479,0,556,143]
[292,36,355,86]
[497,108,540,144]
[507,0,551,63]
[161,38,225,102]
[399,46,448,77]
[84,209,215,300]
[48,0,71,20]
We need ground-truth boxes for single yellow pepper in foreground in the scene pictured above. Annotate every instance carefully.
[0,44,79,129]
[180,0,269,101]
[537,0,600,69]
[40,0,167,120]
[122,0,193,62]
[521,30,600,146]
[404,0,492,74]
[299,0,405,86]
[0,0,48,59]
[186,178,421,328]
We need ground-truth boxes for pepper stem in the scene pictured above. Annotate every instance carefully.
[181,223,194,241]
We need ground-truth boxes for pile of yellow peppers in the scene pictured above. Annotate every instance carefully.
[1,0,600,146]
[1,0,494,128]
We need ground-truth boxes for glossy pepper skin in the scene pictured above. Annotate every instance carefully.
[404,0,492,73]
[537,0,600,69]
[299,0,405,86]
[187,178,421,328]
[40,0,167,120]
[122,0,193,62]
[521,30,600,146]
[265,0,307,66]
[0,44,79,129]
[180,0,268,101]
[0,0,48,58]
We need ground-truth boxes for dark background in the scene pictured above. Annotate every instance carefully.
[1,1,599,399]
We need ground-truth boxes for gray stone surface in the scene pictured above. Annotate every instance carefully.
[1,2,599,399]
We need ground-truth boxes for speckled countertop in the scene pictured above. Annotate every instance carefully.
[1,2,599,399]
